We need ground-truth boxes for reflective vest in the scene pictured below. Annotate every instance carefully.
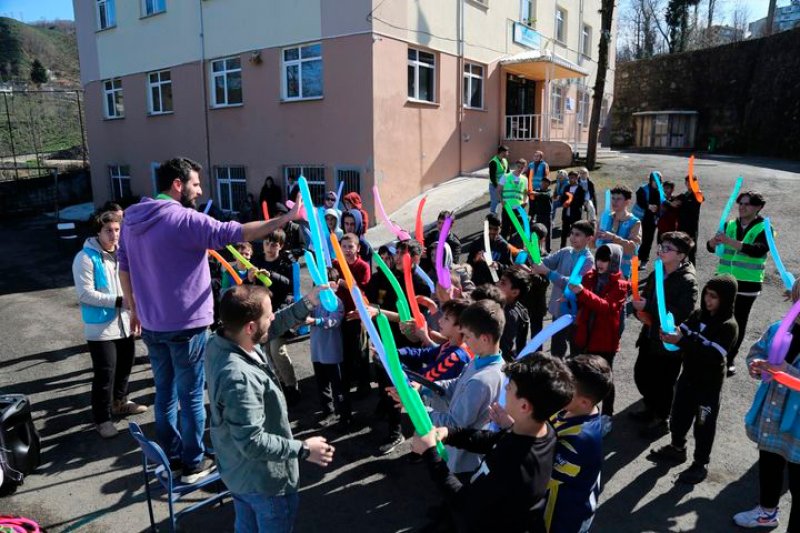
[80,247,116,324]
[502,173,527,207]
[597,214,640,279]
[716,219,768,283]
[529,161,547,190]
[490,156,508,185]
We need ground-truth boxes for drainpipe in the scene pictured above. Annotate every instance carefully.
[198,0,213,200]
[457,0,465,176]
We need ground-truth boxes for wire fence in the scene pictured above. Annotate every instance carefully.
[0,89,87,182]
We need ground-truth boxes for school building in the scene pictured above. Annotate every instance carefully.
[74,0,617,217]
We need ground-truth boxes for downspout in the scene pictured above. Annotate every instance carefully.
[198,0,213,199]
[457,0,465,176]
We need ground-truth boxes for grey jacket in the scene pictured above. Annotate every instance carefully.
[427,355,504,474]
[542,247,595,317]
[205,299,311,496]
[71,237,130,341]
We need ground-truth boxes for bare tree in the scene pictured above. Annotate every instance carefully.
[707,0,719,28]
[587,0,615,170]
[730,0,750,39]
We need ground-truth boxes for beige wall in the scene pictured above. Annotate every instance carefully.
[86,34,375,207]
[74,0,372,83]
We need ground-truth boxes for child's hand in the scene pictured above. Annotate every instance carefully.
[400,320,420,342]
[632,298,646,311]
[385,386,402,409]
[411,429,439,455]
[532,264,549,276]
[489,401,514,430]
[435,283,453,303]
[304,317,316,326]
[660,330,682,344]
[749,359,787,380]
[568,283,583,294]
[345,310,360,321]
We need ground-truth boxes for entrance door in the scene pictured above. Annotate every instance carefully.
[506,74,536,115]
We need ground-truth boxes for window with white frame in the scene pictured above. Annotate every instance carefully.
[284,165,326,204]
[555,7,567,43]
[109,165,131,200]
[282,43,323,100]
[215,166,248,212]
[96,0,116,30]
[550,84,564,122]
[148,70,173,114]
[581,24,592,57]
[407,48,436,103]
[578,90,591,125]
[463,63,484,109]
[142,0,166,16]
[103,78,124,119]
[521,0,535,26]
[210,57,242,107]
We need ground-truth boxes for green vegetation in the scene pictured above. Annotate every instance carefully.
[0,17,79,87]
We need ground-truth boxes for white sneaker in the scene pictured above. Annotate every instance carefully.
[600,415,613,438]
[733,505,779,528]
[96,421,119,439]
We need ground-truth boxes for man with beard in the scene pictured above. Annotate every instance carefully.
[206,284,335,531]
[118,157,302,484]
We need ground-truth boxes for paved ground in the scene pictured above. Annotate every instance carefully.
[2,151,800,532]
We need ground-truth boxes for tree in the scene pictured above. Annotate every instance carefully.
[587,0,615,170]
[30,59,48,85]
[665,0,701,53]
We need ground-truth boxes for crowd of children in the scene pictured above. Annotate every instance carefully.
[117,147,796,531]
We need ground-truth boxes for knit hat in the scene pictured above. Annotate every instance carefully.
[702,274,738,322]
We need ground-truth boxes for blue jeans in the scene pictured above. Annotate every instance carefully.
[142,326,208,469]
[233,492,300,533]
[489,183,499,214]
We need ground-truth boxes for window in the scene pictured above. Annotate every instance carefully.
[550,84,564,122]
[407,48,436,103]
[555,7,567,43]
[336,167,362,196]
[142,0,166,16]
[109,165,131,200]
[581,24,592,57]
[578,90,591,125]
[147,70,173,114]
[282,44,323,100]
[210,57,242,107]
[521,0,535,26]
[215,166,248,212]
[463,63,484,109]
[103,78,124,119]
[284,165,326,204]
[96,0,116,30]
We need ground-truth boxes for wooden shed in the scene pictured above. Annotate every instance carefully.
[633,110,698,150]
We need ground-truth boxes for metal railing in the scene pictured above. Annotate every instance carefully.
[505,114,541,141]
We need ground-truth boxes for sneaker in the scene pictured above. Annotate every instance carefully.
[600,415,613,438]
[158,459,184,481]
[180,457,216,484]
[112,399,148,416]
[95,421,119,439]
[649,444,687,464]
[727,365,737,377]
[733,505,779,528]
[677,462,708,484]
[378,434,405,456]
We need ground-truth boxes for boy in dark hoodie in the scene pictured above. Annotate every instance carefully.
[631,231,699,439]
[498,265,531,362]
[341,209,374,267]
[649,274,738,484]
[568,243,630,436]
[342,192,369,233]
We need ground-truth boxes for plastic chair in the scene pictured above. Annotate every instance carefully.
[128,422,229,532]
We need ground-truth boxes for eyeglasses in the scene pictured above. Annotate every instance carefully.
[658,244,679,254]
[325,197,336,202]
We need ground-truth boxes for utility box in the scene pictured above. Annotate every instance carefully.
[633,111,698,150]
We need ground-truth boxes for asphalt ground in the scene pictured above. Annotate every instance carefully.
[1,151,800,532]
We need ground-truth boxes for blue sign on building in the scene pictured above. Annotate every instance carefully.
[513,22,541,49]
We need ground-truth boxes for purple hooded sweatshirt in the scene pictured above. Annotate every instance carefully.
[119,197,243,332]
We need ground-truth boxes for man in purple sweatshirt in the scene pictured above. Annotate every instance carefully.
[119,157,301,484]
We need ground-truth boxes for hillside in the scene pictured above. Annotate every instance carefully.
[0,17,79,88]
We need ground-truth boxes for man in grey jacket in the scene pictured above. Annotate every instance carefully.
[206,284,335,532]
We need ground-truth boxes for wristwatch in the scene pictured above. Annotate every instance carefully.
[299,441,310,461]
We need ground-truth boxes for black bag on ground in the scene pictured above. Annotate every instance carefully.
[0,394,41,494]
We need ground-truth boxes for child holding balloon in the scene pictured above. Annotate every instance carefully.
[650,274,739,484]
[733,279,800,529]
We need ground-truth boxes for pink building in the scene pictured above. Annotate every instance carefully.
[74,0,616,217]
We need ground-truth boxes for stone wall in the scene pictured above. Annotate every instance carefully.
[611,27,800,158]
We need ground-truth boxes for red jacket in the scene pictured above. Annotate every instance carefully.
[573,270,630,353]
